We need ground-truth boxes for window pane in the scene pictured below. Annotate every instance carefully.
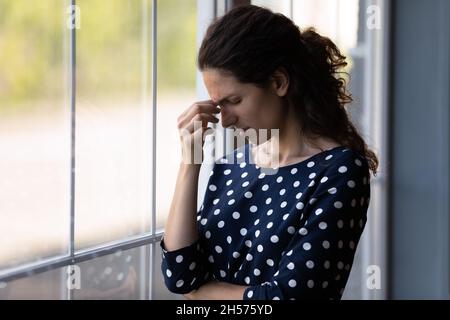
[75,0,152,249]
[291,0,359,86]
[0,0,70,269]
[252,0,291,16]
[0,244,150,299]
[72,245,150,300]
[292,0,359,49]
[0,268,67,300]
[156,0,197,229]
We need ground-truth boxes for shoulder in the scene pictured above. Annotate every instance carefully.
[309,147,371,198]
[318,147,370,178]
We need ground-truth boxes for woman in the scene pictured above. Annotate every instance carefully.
[160,5,378,300]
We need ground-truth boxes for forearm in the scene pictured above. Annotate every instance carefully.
[184,281,248,300]
[163,163,201,251]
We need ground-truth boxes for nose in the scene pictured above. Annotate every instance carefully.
[220,109,238,128]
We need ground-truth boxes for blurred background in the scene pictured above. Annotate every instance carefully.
[0,0,449,300]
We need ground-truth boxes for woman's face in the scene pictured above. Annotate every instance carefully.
[202,68,288,143]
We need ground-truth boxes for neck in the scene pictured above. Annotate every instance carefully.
[275,107,318,163]
[254,107,340,168]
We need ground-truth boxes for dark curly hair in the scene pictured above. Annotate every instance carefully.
[198,5,378,175]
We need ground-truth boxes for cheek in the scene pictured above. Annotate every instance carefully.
[240,102,264,126]
[246,96,283,128]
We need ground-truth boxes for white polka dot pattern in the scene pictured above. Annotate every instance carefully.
[160,144,370,300]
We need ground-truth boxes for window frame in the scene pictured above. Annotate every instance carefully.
[352,0,390,300]
[0,0,221,300]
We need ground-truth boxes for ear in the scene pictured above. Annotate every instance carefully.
[270,68,289,97]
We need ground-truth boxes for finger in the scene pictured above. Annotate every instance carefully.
[182,104,220,125]
[179,100,218,119]
[178,105,220,129]
[196,99,216,105]
[184,113,219,133]
[178,104,220,128]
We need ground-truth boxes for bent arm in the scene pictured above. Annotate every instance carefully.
[163,162,201,251]
[160,163,212,294]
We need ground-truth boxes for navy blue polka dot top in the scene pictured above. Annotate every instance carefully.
[160,143,371,300]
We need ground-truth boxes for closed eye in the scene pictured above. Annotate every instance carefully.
[228,98,241,105]
[216,96,242,107]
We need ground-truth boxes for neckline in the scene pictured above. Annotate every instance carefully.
[246,143,347,171]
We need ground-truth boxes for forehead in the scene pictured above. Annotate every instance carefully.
[202,69,244,102]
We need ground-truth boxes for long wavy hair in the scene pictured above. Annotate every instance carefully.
[198,5,378,175]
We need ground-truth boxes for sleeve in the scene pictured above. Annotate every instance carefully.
[160,235,212,294]
[159,163,219,295]
[243,154,371,300]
